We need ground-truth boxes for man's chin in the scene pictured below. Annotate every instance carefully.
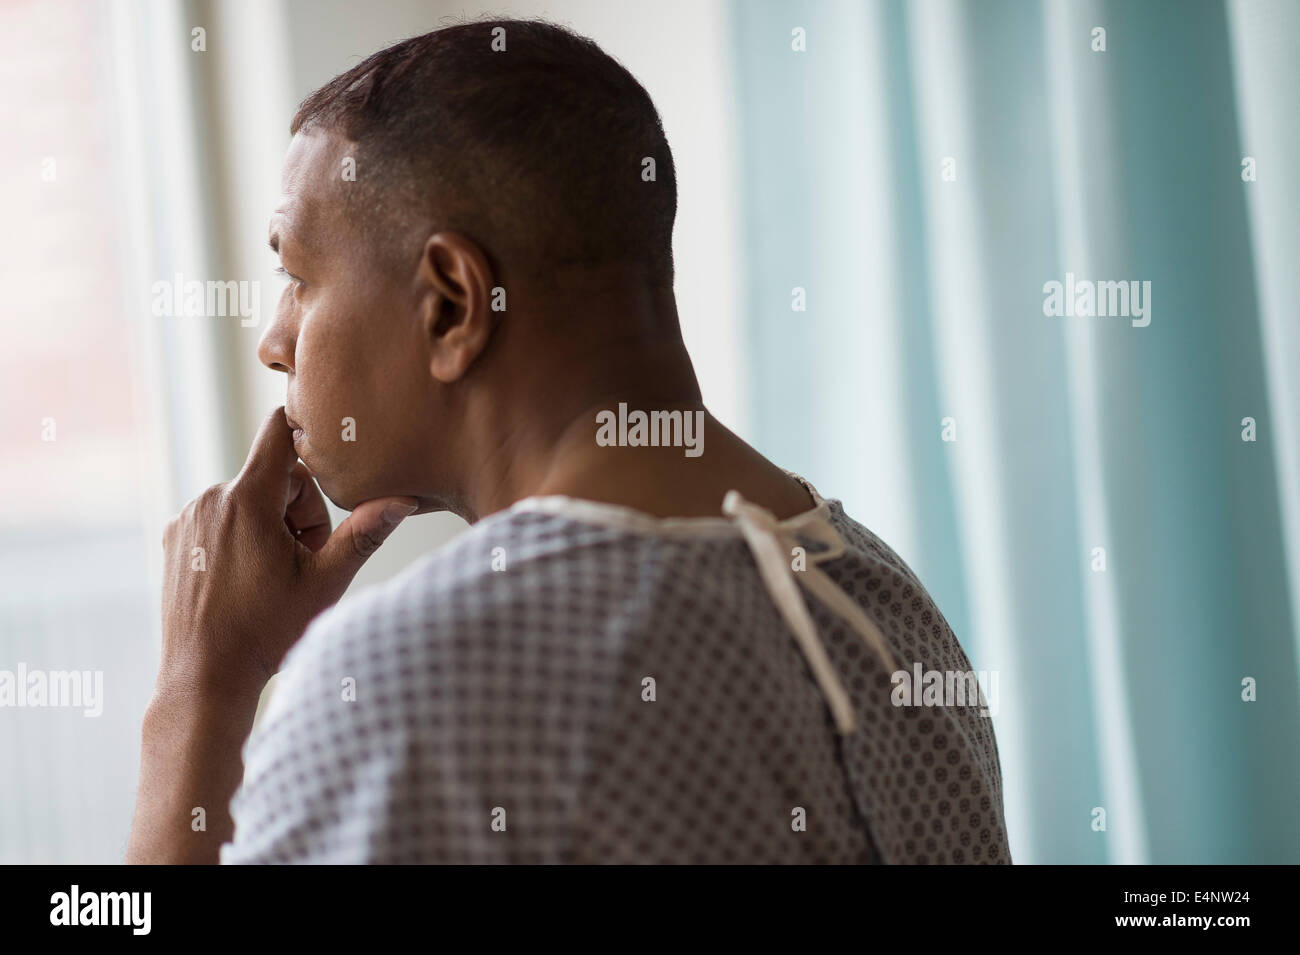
[310,462,434,516]
[317,475,418,515]
[312,471,365,513]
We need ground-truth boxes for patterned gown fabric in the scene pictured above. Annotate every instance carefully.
[221,475,1010,864]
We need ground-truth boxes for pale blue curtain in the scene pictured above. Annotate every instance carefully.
[729,0,1300,863]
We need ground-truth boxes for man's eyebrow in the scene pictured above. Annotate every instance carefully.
[268,228,298,256]
[269,217,311,257]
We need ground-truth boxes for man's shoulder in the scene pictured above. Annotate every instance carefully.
[254,504,637,753]
[281,504,637,676]
[826,500,929,592]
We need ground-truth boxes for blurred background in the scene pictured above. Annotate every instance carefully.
[2,0,1297,864]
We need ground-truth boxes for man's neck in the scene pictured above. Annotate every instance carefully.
[461,396,816,525]
[446,267,813,523]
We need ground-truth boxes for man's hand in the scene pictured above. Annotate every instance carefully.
[128,406,416,864]
[157,406,417,700]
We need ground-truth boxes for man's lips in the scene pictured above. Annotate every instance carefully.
[284,411,305,441]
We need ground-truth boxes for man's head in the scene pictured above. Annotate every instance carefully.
[259,19,692,518]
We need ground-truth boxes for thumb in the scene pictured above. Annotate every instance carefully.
[311,497,419,595]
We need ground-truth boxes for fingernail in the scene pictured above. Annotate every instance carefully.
[382,502,418,525]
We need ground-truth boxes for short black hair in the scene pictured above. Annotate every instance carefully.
[292,17,677,286]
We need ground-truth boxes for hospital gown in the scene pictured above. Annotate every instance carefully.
[220,475,1011,864]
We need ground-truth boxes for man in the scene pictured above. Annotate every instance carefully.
[127,18,1009,864]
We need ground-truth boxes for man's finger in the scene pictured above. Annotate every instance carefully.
[286,462,332,552]
[310,497,419,597]
[235,406,300,498]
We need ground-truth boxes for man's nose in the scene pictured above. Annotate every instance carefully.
[257,293,296,373]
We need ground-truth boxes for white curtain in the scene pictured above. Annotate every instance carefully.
[730,0,1300,863]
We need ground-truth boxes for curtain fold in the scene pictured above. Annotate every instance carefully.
[730,0,1300,863]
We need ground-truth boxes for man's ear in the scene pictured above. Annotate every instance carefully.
[416,231,497,383]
